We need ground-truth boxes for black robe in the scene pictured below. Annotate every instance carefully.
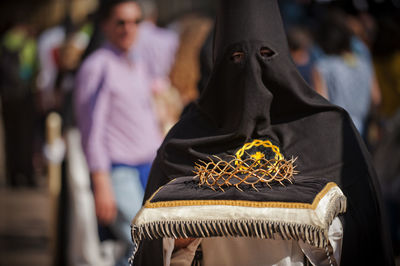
[132,0,394,265]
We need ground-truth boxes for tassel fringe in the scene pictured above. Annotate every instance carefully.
[129,192,346,265]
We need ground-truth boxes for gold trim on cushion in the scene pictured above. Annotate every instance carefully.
[146,182,337,210]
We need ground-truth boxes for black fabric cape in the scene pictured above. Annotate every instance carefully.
[132,0,394,265]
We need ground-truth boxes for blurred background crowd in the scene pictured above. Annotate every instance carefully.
[0,0,399,265]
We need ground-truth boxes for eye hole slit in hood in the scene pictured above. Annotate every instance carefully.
[231,51,245,63]
[260,47,276,59]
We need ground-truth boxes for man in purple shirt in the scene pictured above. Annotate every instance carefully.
[75,1,162,264]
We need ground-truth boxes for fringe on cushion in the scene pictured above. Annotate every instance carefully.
[134,220,322,245]
[129,194,346,265]
[129,220,327,265]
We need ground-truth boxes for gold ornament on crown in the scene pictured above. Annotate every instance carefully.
[194,139,298,191]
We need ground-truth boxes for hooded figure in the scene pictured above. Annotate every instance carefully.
[132,0,394,265]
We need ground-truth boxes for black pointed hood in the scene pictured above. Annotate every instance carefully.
[213,0,288,61]
[133,0,393,265]
[198,0,327,137]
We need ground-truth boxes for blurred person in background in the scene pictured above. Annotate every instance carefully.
[0,21,37,187]
[314,13,380,139]
[35,15,91,182]
[346,11,376,56]
[37,13,93,119]
[372,11,400,257]
[36,11,109,265]
[341,9,382,150]
[177,22,214,118]
[287,26,327,97]
[36,15,73,114]
[373,13,400,120]
[134,0,181,135]
[75,0,163,265]
[81,0,181,135]
[169,14,213,106]
[135,0,178,87]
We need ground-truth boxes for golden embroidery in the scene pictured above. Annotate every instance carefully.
[236,139,284,162]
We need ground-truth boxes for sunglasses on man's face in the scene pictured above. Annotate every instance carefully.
[115,18,142,27]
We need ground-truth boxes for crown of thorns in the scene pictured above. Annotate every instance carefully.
[193,155,298,191]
